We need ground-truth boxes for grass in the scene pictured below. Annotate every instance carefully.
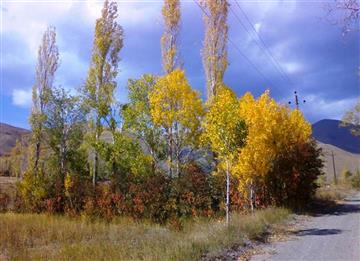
[315,183,356,202]
[0,208,290,260]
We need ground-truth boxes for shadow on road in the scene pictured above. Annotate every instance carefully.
[293,228,342,236]
[304,199,360,217]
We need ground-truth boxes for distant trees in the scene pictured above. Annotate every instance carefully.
[82,0,124,186]
[341,101,360,136]
[201,0,229,100]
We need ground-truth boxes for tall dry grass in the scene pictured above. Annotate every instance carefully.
[0,208,289,260]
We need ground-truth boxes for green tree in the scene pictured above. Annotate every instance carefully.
[82,0,124,186]
[202,86,247,223]
[30,26,59,171]
[122,74,166,169]
[44,87,86,184]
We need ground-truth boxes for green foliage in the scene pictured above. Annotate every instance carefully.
[82,0,124,185]
[122,74,166,166]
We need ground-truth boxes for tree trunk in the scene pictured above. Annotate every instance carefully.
[93,117,100,188]
[226,160,230,224]
[168,127,173,178]
[34,141,41,172]
[250,179,254,212]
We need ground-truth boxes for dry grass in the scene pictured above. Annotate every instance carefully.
[315,184,354,202]
[0,208,290,260]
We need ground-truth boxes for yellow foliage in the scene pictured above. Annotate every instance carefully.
[149,69,204,138]
[235,90,312,192]
[202,85,246,161]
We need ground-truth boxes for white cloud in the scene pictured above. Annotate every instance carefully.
[301,95,358,122]
[12,89,32,108]
[254,22,261,33]
[282,61,303,74]
[2,2,74,56]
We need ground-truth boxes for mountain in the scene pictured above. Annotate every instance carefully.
[312,119,360,154]
[0,123,30,156]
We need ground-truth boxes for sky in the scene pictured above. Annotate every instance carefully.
[0,0,359,129]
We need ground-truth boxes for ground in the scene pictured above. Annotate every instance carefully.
[251,192,360,261]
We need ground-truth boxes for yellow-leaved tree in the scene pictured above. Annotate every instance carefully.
[202,86,247,223]
[149,69,204,177]
[235,91,312,210]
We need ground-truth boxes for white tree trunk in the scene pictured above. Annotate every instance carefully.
[226,160,230,224]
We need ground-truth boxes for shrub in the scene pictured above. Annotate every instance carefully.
[264,139,324,208]
[351,171,360,189]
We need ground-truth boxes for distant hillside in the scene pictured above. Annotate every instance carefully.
[0,123,30,156]
[312,119,360,154]
[318,142,360,183]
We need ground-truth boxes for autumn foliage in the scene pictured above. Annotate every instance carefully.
[9,0,324,223]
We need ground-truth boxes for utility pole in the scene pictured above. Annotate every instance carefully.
[331,150,337,184]
[288,91,306,110]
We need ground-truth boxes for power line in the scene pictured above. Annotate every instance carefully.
[228,4,290,85]
[193,0,276,88]
[233,0,294,85]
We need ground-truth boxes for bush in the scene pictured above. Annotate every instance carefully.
[351,171,360,189]
[264,139,323,208]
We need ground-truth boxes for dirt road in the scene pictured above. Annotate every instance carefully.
[252,193,360,261]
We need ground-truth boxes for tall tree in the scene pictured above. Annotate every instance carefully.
[201,0,229,100]
[45,87,85,183]
[202,86,247,223]
[149,70,204,177]
[161,0,181,74]
[235,91,312,209]
[83,0,123,186]
[122,75,166,169]
[30,26,59,172]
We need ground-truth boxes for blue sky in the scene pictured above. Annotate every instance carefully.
[0,0,359,129]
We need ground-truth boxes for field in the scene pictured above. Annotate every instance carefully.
[0,208,289,261]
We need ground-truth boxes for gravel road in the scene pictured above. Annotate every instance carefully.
[251,193,360,261]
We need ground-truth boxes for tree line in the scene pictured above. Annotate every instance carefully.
[8,0,323,223]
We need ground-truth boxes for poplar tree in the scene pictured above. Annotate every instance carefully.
[202,86,247,223]
[83,0,123,186]
[161,0,181,74]
[30,26,59,172]
[201,0,228,100]
[161,0,181,176]
[149,70,204,177]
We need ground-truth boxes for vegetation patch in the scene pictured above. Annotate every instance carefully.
[0,208,289,261]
